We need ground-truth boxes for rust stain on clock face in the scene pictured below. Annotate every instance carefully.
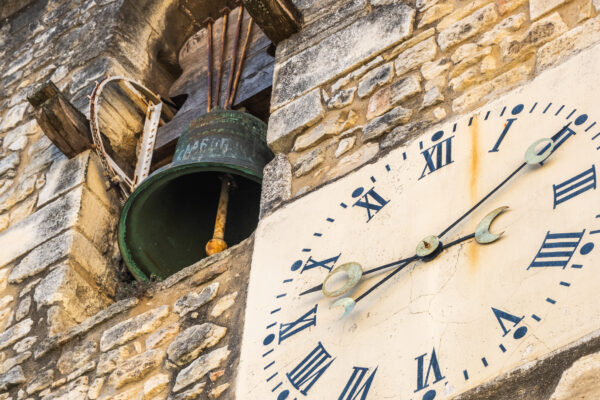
[468,118,480,269]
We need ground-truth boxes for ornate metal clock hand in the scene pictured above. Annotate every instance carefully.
[438,123,570,238]
[332,206,508,317]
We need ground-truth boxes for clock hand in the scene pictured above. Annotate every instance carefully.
[332,207,508,316]
[437,123,570,239]
[299,219,497,298]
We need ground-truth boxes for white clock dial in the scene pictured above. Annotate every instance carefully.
[237,44,600,400]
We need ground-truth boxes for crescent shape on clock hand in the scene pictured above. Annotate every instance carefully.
[330,206,509,317]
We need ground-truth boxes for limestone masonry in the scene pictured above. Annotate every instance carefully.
[1,0,600,399]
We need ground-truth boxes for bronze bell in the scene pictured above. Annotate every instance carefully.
[118,108,272,281]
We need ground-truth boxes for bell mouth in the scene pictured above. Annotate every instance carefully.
[118,163,262,282]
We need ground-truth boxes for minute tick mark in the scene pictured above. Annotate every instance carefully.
[566,109,576,119]
[531,314,541,322]
[499,107,506,117]
[499,344,506,352]
[481,357,488,367]
[555,105,565,116]
[543,102,552,113]
[559,281,571,287]
[530,102,538,113]
[546,298,557,304]
[586,122,596,132]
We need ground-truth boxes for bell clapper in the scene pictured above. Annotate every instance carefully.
[206,174,235,256]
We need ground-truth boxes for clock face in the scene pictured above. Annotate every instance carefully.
[237,47,600,399]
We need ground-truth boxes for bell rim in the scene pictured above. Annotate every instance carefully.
[118,161,263,282]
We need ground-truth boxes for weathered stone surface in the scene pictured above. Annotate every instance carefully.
[330,56,384,94]
[167,323,227,367]
[537,15,600,72]
[0,104,28,132]
[0,188,82,268]
[293,112,349,152]
[100,305,169,352]
[367,74,421,119]
[0,319,32,351]
[437,0,490,30]
[327,87,356,109]
[498,0,527,14]
[0,153,19,178]
[363,106,412,142]
[437,4,498,51]
[335,137,357,158]
[421,86,445,109]
[260,154,292,218]
[26,369,53,394]
[450,66,481,92]
[357,63,393,98]
[67,360,95,382]
[13,336,36,353]
[381,120,433,149]
[14,296,30,322]
[394,37,437,77]
[57,340,97,375]
[37,153,88,207]
[96,343,137,376]
[34,263,108,324]
[418,2,453,27]
[0,366,25,391]
[144,373,170,398]
[107,348,165,389]
[170,382,206,400]
[292,147,325,178]
[173,346,230,392]
[272,4,415,108]
[327,143,379,179]
[500,12,568,62]
[146,322,181,350]
[210,292,238,318]
[453,62,533,112]
[550,351,600,399]
[209,383,230,399]
[174,282,219,316]
[433,107,447,120]
[0,352,30,375]
[87,377,104,400]
[421,58,451,80]
[478,13,526,46]
[267,89,325,153]
[530,0,569,21]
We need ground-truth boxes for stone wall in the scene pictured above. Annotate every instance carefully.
[262,0,600,212]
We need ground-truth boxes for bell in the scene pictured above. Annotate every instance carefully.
[118,108,273,281]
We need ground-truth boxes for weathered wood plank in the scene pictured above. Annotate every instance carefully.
[242,0,303,44]
[28,82,94,159]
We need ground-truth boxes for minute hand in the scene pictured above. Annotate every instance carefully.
[437,123,571,238]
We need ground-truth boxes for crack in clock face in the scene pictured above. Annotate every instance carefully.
[237,50,600,399]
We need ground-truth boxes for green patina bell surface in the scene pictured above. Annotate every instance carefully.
[118,109,272,281]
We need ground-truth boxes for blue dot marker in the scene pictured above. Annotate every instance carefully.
[263,334,275,346]
[575,114,588,126]
[580,242,594,255]
[291,260,302,271]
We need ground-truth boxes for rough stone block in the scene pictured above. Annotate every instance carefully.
[146,322,180,350]
[437,0,490,30]
[57,340,98,375]
[550,351,600,399]
[498,0,527,14]
[0,152,20,178]
[0,319,32,351]
[418,2,453,27]
[26,369,53,394]
[363,106,413,142]
[437,4,498,51]
[330,56,384,94]
[173,346,230,392]
[326,143,379,180]
[500,12,568,62]
[99,305,169,352]
[210,292,238,318]
[327,87,356,109]
[381,120,433,149]
[267,89,325,153]
[0,352,30,375]
[173,282,219,316]
[537,15,600,72]
[15,296,30,322]
[478,13,526,46]
[421,58,452,80]
[367,74,421,120]
[358,63,393,98]
[0,366,25,391]
[171,382,206,399]
[394,37,437,77]
[13,336,36,353]
[292,147,325,178]
[421,86,445,109]
[530,0,570,20]
[168,323,227,367]
[0,187,81,268]
[450,66,482,92]
[0,103,28,132]
[34,262,109,323]
[259,154,292,218]
[144,373,170,398]
[107,348,165,389]
[271,3,415,109]
[335,137,357,158]
[96,343,137,376]
[452,62,533,113]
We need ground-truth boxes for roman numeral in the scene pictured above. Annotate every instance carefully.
[286,342,334,395]
[492,307,524,337]
[553,165,596,208]
[419,136,454,180]
[550,125,576,154]
[489,118,517,153]
[279,305,318,344]
[528,230,585,269]
[414,348,445,393]
[302,253,341,273]
[338,366,378,400]
[352,187,389,223]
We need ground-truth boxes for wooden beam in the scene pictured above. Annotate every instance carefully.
[242,0,302,45]
[28,82,94,159]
